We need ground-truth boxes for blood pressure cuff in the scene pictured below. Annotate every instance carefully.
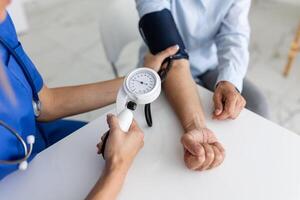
[139,9,189,60]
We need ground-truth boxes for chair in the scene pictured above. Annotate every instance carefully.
[99,0,140,77]
[283,23,300,77]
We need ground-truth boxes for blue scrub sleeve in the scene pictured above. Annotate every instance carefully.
[37,119,87,149]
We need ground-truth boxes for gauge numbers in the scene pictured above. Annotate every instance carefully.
[128,71,156,95]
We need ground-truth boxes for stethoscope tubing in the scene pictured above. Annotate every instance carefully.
[0,120,34,165]
[0,37,40,103]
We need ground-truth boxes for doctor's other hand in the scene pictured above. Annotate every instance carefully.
[181,128,225,171]
[213,81,246,120]
[143,45,179,71]
[97,114,144,171]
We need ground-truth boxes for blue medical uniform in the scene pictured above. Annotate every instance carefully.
[0,13,86,181]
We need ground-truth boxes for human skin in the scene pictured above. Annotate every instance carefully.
[213,81,246,120]
[0,0,10,21]
[163,59,227,171]
[162,54,246,170]
[86,115,144,200]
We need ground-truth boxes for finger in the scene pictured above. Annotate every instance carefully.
[213,142,226,167]
[101,132,108,141]
[211,142,226,168]
[97,141,103,154]
[231,99,244,119]
[106,114,120,132]
[157,45,179,61]
[203,128,218,144]
[213,92,224,117]
[242,98,247,108]
[208,145,223,169]
[128,121,144,148]
[239,97,246,110]
[184,149,205,170]
[128,120,144,138]
[129,119,140,131]
[181,133,205,156]
[196,144,215,171]
[214,142,225,155]
[225,95,237,117]
[217,95,237,120]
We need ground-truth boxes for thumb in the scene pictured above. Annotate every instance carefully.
[128,119,139,132]
[106,114,120,132]
[157,45,179,61]
[128,120,143,137]
[213,93,223,116]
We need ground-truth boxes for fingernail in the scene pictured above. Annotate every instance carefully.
[215,109,221,115]
[107,113,113,118]
[173,44,179,50]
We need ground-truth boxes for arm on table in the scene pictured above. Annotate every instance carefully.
[164,59,225,171]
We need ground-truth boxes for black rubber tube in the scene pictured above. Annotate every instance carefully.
[145,103,153,127]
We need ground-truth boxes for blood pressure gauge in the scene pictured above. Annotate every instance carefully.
[101,68,162,158]
[116,68,161,113]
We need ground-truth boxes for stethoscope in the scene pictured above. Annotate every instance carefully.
[0,37,41,170]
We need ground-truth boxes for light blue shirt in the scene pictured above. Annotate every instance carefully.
[136,0,251,91]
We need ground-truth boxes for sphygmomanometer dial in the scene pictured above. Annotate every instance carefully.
[120,68,161,107]
[127,70,156,95]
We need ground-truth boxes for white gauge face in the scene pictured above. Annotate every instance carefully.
[127,70,157,95]
[117,68,161,112]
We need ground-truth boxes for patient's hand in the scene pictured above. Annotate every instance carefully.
[213,81,246,120]
[181,128,225,171]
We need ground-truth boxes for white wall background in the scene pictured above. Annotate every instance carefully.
[7,0,28,34]
[277,0,300,5]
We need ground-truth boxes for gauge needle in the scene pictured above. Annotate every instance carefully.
[133,80,148,85]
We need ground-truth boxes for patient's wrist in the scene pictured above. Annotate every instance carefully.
[171,59,189,70]
[183,114,207,133]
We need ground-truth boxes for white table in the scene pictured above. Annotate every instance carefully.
[1,86,300,200]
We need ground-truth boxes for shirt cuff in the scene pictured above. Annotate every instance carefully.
[215,67,244,92]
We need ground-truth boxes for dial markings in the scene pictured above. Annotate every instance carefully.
[127,71,156,95]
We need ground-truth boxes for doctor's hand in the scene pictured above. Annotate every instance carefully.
[143,45,179,71]
[97,114,144,171]
[213,81,246,120]
[181,128,225,171]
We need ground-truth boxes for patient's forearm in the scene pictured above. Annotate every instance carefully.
[163,60,206,132]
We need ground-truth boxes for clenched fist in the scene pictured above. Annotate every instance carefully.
[181,128,225,171]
